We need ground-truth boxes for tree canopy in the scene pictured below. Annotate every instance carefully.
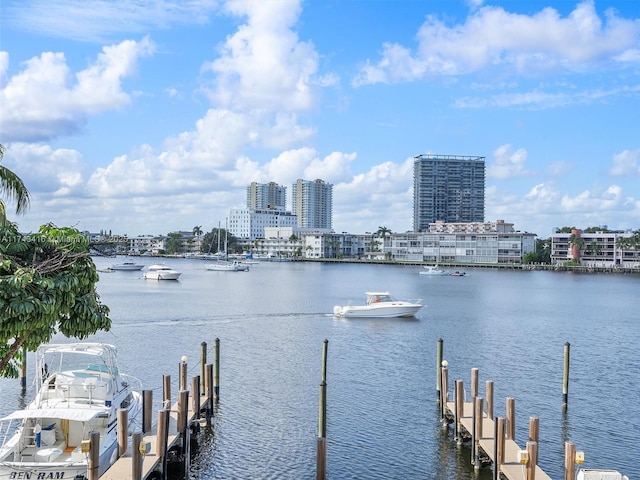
[0,223,111,377]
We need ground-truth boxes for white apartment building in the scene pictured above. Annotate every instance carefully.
[228,208,298,240]
[551,229,640,268]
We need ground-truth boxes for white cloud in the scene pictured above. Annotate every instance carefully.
[354,0,640,85]
[487,144,534,179]
[3,143,86,196]
[202,0,321,113]
[0,38,155,142]
[609,149,640,176]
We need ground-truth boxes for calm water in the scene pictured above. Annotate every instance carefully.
[1,258,639,479]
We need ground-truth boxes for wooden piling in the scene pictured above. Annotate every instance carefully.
[214,338,220,403]
[157,409,169,480]
[200,342,207,392]
[471,368,479,399]
[317,381,327,480]
[455,380,464,443]
[143,390,153,434]
[88,430,100,480]
[529,416,539,467]
[564,441,576,480]
[440,363,449,423]
[191,375,201,415]
[179,357,188,391]
[526,441,538,480]
[163,374,171,409]
[474,397,484,467]
[563,342,570,410]
[321,339,329,381]
[506,397,515,440]
[486,380,494,420]
[436,338,443,402]
[117,408,128,456]
[177,390,189,441]
[496,417,505,477]
[132,431,143,480]
[205,363,214,424]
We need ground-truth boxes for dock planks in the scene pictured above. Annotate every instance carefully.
[100,392,209,480]
[446,400,552,480]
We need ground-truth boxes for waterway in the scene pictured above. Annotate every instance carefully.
[1,258,639,479]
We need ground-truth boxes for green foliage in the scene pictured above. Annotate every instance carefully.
[555,226,576,233]
[0,222,111,377]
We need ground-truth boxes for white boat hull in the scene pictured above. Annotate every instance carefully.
[144,271,182,280]
[333,302,422,318]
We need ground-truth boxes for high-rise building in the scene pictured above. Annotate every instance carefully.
[413,154,485,232]
[247,182,286,211]
[292,179,333,229]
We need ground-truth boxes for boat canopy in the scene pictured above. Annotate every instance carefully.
[1,407,108,422]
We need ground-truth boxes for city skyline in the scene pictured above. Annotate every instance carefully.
[1,1,639,237]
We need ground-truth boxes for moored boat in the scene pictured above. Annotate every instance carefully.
[333,292,423,318]
[111,261,145,271]
[206,260,249,271]
[143,264,182,280]
[0,343,142,480]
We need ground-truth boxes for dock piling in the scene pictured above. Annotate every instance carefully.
[179,356,188,391]
[436,338,443,403]
[88,430,100,480]
[117,408,128,456]
[132,431,143,480]
[506,397,515,440]
[163,374,171,409]
[200,342,207,392]
[157,409,169,480]
[214,338,220,403]
[143,389,153,433]
[563,342,570,410]
[440,361,448,423]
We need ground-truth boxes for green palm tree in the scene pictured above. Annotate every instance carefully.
[0,144,31,224]
[192,225,203,236]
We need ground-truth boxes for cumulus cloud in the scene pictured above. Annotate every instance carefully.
[609,149,640,176]
[0,37,155,142]
[202,0,321,113]
[354,0,640,85]
[3,143,86,197]
[487,144,535,179]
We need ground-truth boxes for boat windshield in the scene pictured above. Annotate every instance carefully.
[368,294,394,304]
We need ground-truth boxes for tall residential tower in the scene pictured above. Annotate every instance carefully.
[413,154,485,232]
[292,179,333,229]
[247,181,286,211]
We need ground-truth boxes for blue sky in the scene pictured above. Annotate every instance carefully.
[1,0,639,238]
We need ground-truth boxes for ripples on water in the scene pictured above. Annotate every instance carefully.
[1,259,638,479]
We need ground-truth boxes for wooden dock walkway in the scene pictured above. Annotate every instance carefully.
[101,390,210,480]
[446,400,552,480]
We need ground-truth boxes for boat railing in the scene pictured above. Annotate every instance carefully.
[0,418,21,449]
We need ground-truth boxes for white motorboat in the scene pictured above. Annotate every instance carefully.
[143,264,182,280]
[206,260,249,272]
[111,261,145,271]
[0,343,142,480]
[419,265,449,276]
[333,292,423,318]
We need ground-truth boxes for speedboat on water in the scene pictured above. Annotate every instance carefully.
[143,264,182,280]
[333,292,423,318]
[0,343,142,480]
[419,265,449,276]
[110,260,145,271]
